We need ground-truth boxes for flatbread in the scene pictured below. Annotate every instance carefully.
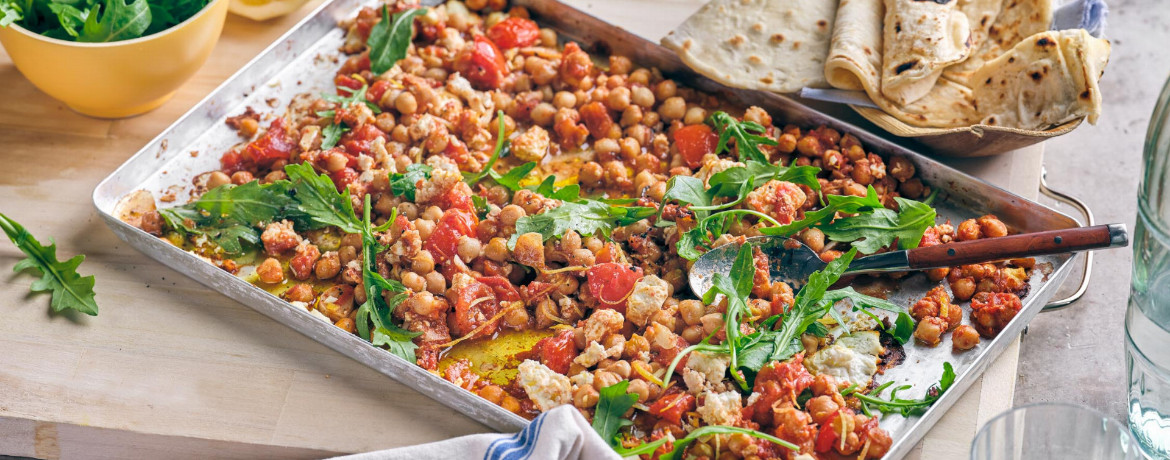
[662,0,837,93]
[970,29,1110,128]
[880,0,972,105]
[943,0,1054,83]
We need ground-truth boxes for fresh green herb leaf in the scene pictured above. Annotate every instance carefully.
[322,83,381,114]
[490,162,537,192]
[0,213,98,316]
[592,381,638,447]
[0,3,23,27]
[388,163,433,201]
[707,111,777,163]
[47,3,86,37]
[354,195,418,361]
[284,162,362,233]
[366,6,427,75]
[471,195,490,220]
[819,196,937,254]
[321,122,348,150]
[614,425,797,458]
[79,0,151,43]
[507,199,654,248]
[156,180,298,256]
[843,362,956,417]
[674,209,781,261]
[144,0,209,35]
[759,185,885,238]
[464,110,508,187]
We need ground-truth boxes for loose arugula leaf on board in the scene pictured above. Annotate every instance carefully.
[707,111,777,163]
[388,163,433,201]
[843,362,956,417]
[79,0,151,43]
[0,213,98,316]
[366,6,427,75]
[592,381,638,447]
[284,163,362,233]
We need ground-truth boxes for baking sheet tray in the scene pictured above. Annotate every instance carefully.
[92,0,1078,457]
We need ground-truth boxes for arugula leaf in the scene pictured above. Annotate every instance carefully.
[674,209,780,261]
[388,164,433,201]
[759,185,884,238]
[707,111,777,163]
[507,199,654,248]
[698,242,756,390]
[819,196,937,254]
[822,287,914,344]
[157,180,299,256]
[285,162,362,233]
[592,381,638,447]
[366,6,427,75]
[47,3,86,38]
[0,3,22,27]
[321,122,348,150]
[490,162,537,192]
[843,362,956,417]
[614,425,798,458]
[79,0,150,43]
[354,195,418,361]
[0,212,98,316]
[145,0,209,35]
[464,111,508,187]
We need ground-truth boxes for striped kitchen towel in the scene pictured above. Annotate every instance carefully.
[331,405,622,460]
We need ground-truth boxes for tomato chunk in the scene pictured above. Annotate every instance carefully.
[579,101,613,139]
[532,329,576,374]
[448,278,499,339]
[673,124,718,169]
[341,123,388,156]
[367,79,392,104]
[454,35,507,90]
[648,392,695,426]
[487,17,540,49]
[241,118,295,167]
[424,209,478,265]
[477,276,521,302]
[220,150,245,174]
[334,74,363,95]
[814,411,840,453]
[585,262,643,312]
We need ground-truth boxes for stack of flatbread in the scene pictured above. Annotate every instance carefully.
[662,0,1111,132]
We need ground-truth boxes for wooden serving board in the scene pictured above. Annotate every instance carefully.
[0,1,1042,458]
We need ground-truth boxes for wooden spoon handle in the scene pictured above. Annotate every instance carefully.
[906,224,1128,269]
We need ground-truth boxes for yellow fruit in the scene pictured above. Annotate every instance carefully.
[228,0,311,21]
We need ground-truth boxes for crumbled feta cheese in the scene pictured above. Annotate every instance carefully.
[694,157,744,186]
[517,359,572,412]
[697,391,743,426]
[683,351,731,393]
[574,342,608,368]
[569,370,594,388]
[625,275,669,327]
[583,309,624,344]
[415,155,462,204]
[805,331,883,387]
[510,126,551,162]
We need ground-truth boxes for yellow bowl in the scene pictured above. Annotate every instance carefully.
[0,0,229,118]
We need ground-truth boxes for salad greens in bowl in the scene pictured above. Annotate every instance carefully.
[0,0,213,42]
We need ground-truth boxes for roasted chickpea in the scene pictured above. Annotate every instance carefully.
[401,271,426,292]
[395,92,418,115]
[315,251,341,279]
[485,237,509,262]
[257,258,284,284]
[530,102,556,126]
[806,395,840,424]
[952,325,981,351]
[654,80,677,100]
[796,135,822,157]
[568,248,595,266]
[658,96,686,120]
[683,106,706,125]
[412,249,436,274]
[499,205,527,227]
[284,283,314,303]
[626,379,650,402]
[801,227,826,253]
[231,170,254,185]
[607,86,631,111]
[425,271,445,294]
[915,316,948,347]
[414,218,436,240]
[956,219,982,241]
[539,28,557,47]
[553,91,577,109]
[207,171,231,189]
[978,215,1008,238]
[574,384,600,408]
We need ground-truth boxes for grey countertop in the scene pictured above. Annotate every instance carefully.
[1013,0,1166,424]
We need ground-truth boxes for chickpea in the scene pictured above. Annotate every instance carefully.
[806,395,840,424]
[456,236,482,263]
[851,159,874,185]
[628,68,651,86]
[539,28,557,47]
[553,91,577,109]
[607,86,631,111]
[414,218,436,240]
[425,271,446,294]
[396,202,420,221]
[603,161,630,189]
[579,161,604,187]
[568,248,595,266]
[594,138,620,158]
[658,96,686,120]
[683,106,707,125]
[608,55,633,75]
[978,215,1008,238]
[485,237,509,262]
[402,271,426,292]
[593,370,621,390]
[682,324,704,344]
[500,395,521,414]
[914,316,948,347]
[499,205,527,227]
[952,325,981,351]
[231,170,254,185]
[466,0,486,8]
[796,136,822,157]
[395,92,418,115]
[743,106,771,126]
[412,249,436,274]
[257,258,284,284]
[775,133,798,154]
[956,219,982,241]
[888,155,916,181]
[900,178,926,198]
[677,299,704,326]
[503,306,529,329]
[843,181,867,197]
[284,283,314,303]
[574,384,600,408]
[478,385,506,405]
[315,251,341,279]
[420,205,442,222]
[654,80,677,100]
[207,171,231,189]
[630,85,655,108]
[811,374,840,396]
[801,228,826,253]
[530,102,556,127]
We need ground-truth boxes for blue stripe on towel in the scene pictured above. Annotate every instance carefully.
[484,412,547,460]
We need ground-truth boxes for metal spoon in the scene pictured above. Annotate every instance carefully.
[688,224,1129,296]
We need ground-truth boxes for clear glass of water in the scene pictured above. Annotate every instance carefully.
[970,403,1145,460]
[1127,74,1170,457]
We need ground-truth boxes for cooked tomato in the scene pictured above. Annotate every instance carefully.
[351,6,379,41]
[424,209,478,265]
[341,123,388,156]
[814,411,840,452]
[448,279,499,339]
[487,17,540,49]
[477,276,521,302]
[648,392,695,426]
[673,124,718,169]
[533,329,576,374]
[220,150,245,173]
[585,262,643,312]
[242,118,295,167]
[579,101,613,139]
[338,52,371,76]
[559,42,592,87]
[334,74,364,95]
[454,35,507,90]
[329,168,359,191]
[367,79,392,104]
[442,137,473,167]
[436,186,475,214]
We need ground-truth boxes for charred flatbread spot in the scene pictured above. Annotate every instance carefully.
[751,23,764,32]
[894,22,902,33]
[985,77,993,85]
[792,41,801,50]
[864,46,872,55]
[1081,90,1091,99]
[760,77,774,84]
[914,0,952,3]
[770,33,785,44]
[748,55,762,64]
[816,19,828,29]
[1008,56,1015,63]
[986,116,997,125]
[682,38,693,50]
[981,15,989,26]
[894,59,918,74]
[1030,71,1043,81]
[1036,36,1054,47]
[729,34,746,46]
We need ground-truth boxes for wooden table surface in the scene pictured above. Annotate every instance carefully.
[0,1,1046,458]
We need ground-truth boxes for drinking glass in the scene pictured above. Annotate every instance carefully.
[1126,74,1170,457]
[970,403,1145,460]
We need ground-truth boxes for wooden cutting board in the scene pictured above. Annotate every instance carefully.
[0,1,1042,458]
